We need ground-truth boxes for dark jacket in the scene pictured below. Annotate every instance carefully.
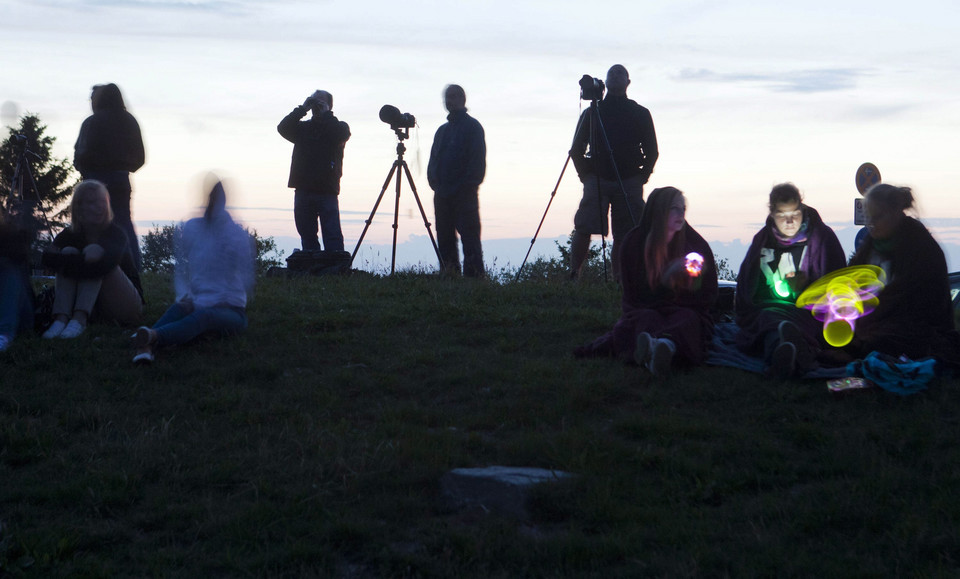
[570,94,658,183]
[74,84,145,175]
[42,223,143,298]
[427,110,486,198]
[849,216,960,363]
[736,206,846,321]
[278,108,351,194]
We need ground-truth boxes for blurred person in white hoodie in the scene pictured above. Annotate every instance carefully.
[131,177,254,363]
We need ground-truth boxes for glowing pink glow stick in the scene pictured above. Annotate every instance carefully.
[795,265,886,347]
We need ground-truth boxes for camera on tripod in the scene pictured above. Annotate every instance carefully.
[379,105,416,130]
[579,75,605,101]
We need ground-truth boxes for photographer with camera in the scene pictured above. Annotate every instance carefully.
[278,90,351,253]
[427,84,487,278]
[569,65,659,282]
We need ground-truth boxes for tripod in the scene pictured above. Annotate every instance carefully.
[5,135,44,237]
[351,127,443,275]
[515,96,637,282]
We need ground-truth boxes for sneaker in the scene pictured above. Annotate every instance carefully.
[0,335,10,352]
[132,350,155,364]
[635,332,654,367]
[770,342,797,378]
[649,338,676,376]
[42,320,67,339]
[778,321,803,348]
[58,320,86,339]
[131,326,156,348]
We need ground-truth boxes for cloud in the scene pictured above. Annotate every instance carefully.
[677,67,863,93]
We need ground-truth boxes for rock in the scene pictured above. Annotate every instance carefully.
[440,466,575,519]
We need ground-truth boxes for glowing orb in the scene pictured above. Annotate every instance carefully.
[795,265,886,347]
[774,277,791,298]
[685,252,704,277]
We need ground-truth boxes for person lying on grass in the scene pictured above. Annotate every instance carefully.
[132,178,254,363]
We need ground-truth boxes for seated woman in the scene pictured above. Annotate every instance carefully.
[574,187,718,375]
[132,179,254,363]
[0,208,35,352]
[843,183,960,365]
[41,180,142,339]
[735,183,846,376]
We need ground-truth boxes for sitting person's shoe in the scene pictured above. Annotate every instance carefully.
[635,332,654,367]
[778,320,803,348]
[42,320,67,339]
[770,342,797,378]
[131,326,156,348]
[58,320,86,339]
[649,338,676,376]
[132,349,155,364]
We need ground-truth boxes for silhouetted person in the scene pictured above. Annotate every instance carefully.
[569,64,658,281]
[0,205,34,352]
[574,187,717,376]
[735,183,846,377]
[40,180,143,339]
[74,83,146,270]
[278,90,351,252]
[427,84,486,278]
[843,184,960,366]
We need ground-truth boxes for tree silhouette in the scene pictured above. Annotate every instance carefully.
[0,114,78,242]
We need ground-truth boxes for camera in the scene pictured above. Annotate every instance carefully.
[379,105,416,129]
[579,75,605,101]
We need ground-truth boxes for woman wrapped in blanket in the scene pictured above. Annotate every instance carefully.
[574,186,718,375]
[41,180,143,339]
[842,183,960,366]
[735,183,846,377]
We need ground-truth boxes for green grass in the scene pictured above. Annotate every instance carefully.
[2,272,960,577]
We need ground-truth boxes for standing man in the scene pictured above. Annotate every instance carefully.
[569,64,658,281]
[278,90,351,252]
[428,84,487,278]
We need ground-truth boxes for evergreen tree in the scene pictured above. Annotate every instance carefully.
[0,114,78,241]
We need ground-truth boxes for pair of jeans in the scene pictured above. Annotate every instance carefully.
[434,189,484,277]
[0,259,34,338]
[294,190,344,251]
[84,170,142,271]
[152,301,248,346]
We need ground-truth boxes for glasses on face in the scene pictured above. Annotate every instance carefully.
[773,210,802,222]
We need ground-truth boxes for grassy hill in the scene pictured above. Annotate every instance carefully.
[2,272,959,577]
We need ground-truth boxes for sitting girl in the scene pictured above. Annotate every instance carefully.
[574,187,718,375]
[41,180,142,339]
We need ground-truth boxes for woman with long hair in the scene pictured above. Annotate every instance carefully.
[574,186,718,375]
[40,180,142,339]
[735,183,846,376]
[74,83,146,270]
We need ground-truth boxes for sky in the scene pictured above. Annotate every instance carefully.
[3,0,960,272]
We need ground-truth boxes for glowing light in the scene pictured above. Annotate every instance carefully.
[774,277,791,298]
[685,252,704,277]
[795,265,886,347]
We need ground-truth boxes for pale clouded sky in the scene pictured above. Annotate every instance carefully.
[3,0,960,269]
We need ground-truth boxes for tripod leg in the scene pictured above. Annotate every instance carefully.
[351,162,401,264]
[514,154,572,282]
[399,161,444,271]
